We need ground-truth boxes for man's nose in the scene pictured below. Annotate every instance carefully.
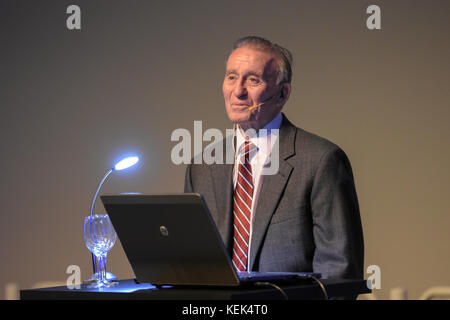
[233,80,247,99]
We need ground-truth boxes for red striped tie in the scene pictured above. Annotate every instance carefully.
[232,139,255,272]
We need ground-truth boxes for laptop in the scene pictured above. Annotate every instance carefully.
[101,193,320,287]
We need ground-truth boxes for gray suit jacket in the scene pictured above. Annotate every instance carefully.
[184,114,364,279]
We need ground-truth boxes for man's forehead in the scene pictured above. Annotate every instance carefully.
[226,47,278,75]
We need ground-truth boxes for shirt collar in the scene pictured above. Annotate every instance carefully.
[235,112,282,158]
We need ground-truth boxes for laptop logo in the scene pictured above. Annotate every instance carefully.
[160,226,169,236]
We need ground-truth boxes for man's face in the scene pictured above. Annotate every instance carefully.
[223,46,289,130]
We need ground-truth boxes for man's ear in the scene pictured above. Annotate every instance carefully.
[279,83,291,102]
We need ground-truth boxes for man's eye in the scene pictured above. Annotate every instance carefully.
[226,75,237,81]
[247,77,261,85]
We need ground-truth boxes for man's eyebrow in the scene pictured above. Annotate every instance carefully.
[246,71,263,78]
[225,70,263,78]
[225,69,238,75]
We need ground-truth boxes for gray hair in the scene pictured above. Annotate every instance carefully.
[226,36,293,85]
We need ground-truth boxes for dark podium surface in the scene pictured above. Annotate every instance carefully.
[20,278,370,300]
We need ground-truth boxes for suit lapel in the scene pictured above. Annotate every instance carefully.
[210,163,234,252]
[248,114,297,270]
[209,133,235,253]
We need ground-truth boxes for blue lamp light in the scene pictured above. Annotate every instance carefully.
[90,155,140,217]
[114,156,139,171]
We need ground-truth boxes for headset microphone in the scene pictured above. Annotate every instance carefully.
[247,90,280,111]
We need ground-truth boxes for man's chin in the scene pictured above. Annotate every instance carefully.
[228,112,253,125]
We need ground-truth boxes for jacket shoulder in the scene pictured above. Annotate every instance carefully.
[293,125,344,160]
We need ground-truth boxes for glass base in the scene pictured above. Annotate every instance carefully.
[87,279,118,288]
[85,272,118,288]
[87,272,118,282]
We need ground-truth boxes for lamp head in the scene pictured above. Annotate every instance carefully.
[113,156,139,171]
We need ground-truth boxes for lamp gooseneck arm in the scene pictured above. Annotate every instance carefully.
[90,169,114,217]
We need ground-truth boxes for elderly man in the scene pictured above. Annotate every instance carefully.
[184,36,364,280]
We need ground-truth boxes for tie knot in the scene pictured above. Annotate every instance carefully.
[240,140,257,162]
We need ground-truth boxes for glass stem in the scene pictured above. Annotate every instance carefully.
[97,254,107,283]
[93,253,99,275]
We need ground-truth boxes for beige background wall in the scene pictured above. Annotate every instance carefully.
[0,0,449,299]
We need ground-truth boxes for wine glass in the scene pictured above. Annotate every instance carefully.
[84,214,117,288]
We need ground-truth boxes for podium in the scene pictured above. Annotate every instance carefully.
[20,278,370,300]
